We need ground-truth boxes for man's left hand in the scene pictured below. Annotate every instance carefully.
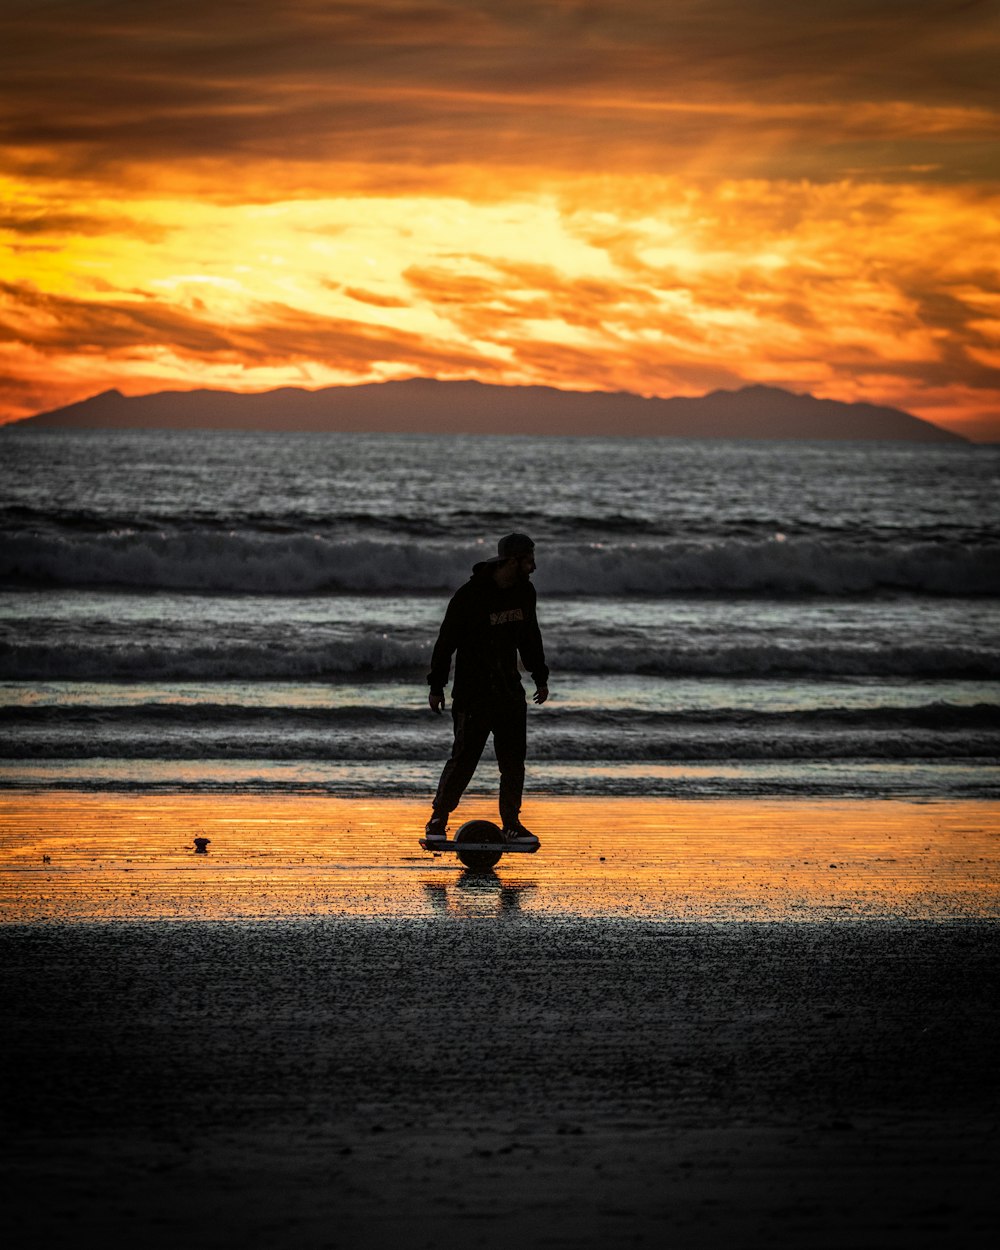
[533,685,549,705]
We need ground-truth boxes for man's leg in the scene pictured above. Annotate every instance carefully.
[431,706,491,821]
[492,698,527,829]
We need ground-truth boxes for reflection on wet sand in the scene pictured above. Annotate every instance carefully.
[1,794,997,923]
[424,872,536,919]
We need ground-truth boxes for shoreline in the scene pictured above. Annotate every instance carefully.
[2,791,997,924]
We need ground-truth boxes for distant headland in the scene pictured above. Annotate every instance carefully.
[13,379,967,442]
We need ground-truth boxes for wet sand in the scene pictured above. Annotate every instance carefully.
[3,794,998,1248]
[3,793,998,922]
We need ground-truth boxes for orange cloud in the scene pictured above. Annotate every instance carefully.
[338,286,411,309]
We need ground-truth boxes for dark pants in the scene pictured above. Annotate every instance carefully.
[432,698,527,827]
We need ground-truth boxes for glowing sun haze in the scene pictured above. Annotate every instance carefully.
[2,0,998,437]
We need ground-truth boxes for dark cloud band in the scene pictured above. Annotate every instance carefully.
[1,0,996,184]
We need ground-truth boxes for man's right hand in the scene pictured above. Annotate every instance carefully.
[428,691,446,714]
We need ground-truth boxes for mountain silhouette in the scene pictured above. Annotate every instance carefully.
[17,379,965,441]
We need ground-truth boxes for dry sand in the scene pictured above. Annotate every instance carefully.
[2,795,998,1248]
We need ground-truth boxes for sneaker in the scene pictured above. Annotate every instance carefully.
[424,815,448,842]
[502,822,540,847]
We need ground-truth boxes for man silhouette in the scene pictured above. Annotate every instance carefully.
[425,532,549,846]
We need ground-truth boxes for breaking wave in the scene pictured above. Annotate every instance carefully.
[2,638,997,681]
[4,706,997,762]
[4,701,996,731]
[2,531,998,596]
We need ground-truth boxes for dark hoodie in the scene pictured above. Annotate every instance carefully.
[427,560,549,708]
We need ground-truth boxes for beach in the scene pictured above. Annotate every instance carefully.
[2,428,998,1244]
[3,794,998,1248]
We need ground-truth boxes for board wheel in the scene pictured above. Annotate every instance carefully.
[454,820,504,870]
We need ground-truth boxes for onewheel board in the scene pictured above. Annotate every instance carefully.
[419,819,539,869]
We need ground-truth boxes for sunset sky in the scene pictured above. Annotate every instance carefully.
[1,0,998,437]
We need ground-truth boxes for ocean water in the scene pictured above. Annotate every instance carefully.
[1,427,998,799]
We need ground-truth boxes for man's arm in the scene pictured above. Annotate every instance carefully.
[426,588,464,713]
[519,586,549,704]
